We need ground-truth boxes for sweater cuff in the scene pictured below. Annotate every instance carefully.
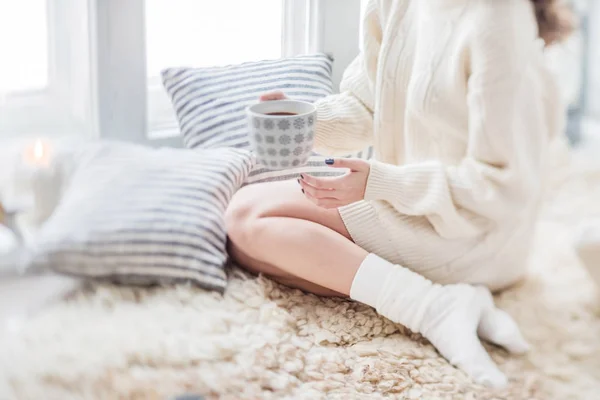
[364,160,405,203]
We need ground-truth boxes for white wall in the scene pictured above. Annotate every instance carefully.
[320,0,362,90]
[586,1,600,118]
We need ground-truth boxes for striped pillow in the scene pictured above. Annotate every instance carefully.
[29,142,253,293]
[162,54,334,150]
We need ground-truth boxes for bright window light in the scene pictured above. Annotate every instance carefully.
[0,0,49,93]
[145,0,283,77]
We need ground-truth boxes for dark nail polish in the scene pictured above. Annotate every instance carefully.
[301,189,305,194]
[297,178,300,184]
[325,158,334,165]
[300,174,305,179]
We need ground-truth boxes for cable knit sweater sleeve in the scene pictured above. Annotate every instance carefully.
[313,1,381,156]
[364,5,561,239]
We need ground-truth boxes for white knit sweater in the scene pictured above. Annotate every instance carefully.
[314,0,565,288]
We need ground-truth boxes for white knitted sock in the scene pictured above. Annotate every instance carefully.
[350,253,441,332]
[349,253,391,307]
[349,253,530,388]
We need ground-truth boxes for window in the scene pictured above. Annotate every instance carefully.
[0,0,48,94]
[0,0,363,145]
[0,0,93,138]
[145,0,284,137]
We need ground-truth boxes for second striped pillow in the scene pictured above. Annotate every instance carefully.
[162,54,334,151]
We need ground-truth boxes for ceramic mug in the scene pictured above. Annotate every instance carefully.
[246,100,316,170]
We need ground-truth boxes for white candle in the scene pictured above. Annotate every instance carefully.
[24,139,52,168]
[3,139,55,231]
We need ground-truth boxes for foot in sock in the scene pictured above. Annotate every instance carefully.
[350,254,530,388]
[419,284,529,388]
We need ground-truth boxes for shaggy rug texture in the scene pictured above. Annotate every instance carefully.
[1,151,600,400]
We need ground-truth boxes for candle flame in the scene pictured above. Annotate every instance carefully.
[33,140,45,160]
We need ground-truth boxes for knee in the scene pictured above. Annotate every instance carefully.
[225,186,262,248]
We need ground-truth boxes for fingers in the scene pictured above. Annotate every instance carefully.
[259,91,287,102]
[298,178,337,200]
[297,175,344,209]
[301,187,343,209]
[451,335,508,388]
[299,173,342,191]
[324,157,370,172]
[478,307,530,355]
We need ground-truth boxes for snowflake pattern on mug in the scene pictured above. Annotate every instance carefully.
[254,133,263,143]
[294,133,304,144]
[270,161,278,168]
[280,160,290,168]
[267,148,277,156]
[264,119,274,130]
[278,120,291,131]
[307,130,314,140]
[279,135,291,145]
[265,136,275,144]
[292,159,301,167]
[307,115,314,127]
[279,148,291,157]
[293,118,305,130]
[293,147,304,156]
[253,118,261,129]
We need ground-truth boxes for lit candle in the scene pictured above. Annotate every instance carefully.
[23,139,52,168]
[2,139,56,237]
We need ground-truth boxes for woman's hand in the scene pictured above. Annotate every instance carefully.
[298,158,370,209]
[260,93,370,209]
[259,91,288,102]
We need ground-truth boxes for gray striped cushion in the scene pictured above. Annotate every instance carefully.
[29,142,253,293]
[162,54,334,150]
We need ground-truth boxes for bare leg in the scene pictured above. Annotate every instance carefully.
[225,180,367,296]
[228,242,344,297]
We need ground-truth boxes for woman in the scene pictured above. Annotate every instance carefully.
[226,0,574,387]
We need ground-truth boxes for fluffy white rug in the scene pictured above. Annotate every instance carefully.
[1,150,600,400]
